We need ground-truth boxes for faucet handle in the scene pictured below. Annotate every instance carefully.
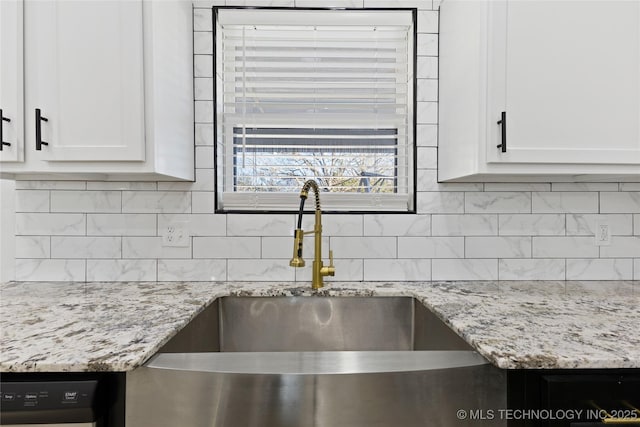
[327,250,335,277]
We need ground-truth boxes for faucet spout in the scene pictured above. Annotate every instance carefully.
[289,180,335,290]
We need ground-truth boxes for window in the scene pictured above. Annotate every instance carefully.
[215,8,416,212]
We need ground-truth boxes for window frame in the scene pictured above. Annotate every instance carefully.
[213,6,418,214]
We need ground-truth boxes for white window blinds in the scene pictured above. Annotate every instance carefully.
[215,8,415,212]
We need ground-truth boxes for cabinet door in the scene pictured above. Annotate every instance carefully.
[487,0,640,164]
[0,0,24,163]
[24,0,145,162]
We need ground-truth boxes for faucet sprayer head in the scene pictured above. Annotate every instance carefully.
[289,229,306,267]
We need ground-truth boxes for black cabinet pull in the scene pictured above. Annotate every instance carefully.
[496,111,507,152]
[0,108,11,151]
[35,108,48,150]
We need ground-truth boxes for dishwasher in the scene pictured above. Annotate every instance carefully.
[1,380,102,427]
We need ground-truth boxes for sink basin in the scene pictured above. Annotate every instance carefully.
[159,296,473,353]
[127,296,505,427]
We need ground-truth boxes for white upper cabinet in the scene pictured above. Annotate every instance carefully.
[24,1,145,162]
[439,0,640,182]
[0,0,24,163]
[0,0,194,181]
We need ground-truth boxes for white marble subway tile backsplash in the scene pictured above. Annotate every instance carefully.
[498,259,565,281]
[498,214,565,236]
[532,236,599,259]
[8,5,640,282]
[86,259,156,282]
[50,191,121,213]
[566,259,633,281]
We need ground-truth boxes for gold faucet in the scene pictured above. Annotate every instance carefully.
[289,180,335,290]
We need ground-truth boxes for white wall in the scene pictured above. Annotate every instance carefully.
[7,0,640,282]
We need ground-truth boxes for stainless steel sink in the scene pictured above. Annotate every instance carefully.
[126,296,506,427]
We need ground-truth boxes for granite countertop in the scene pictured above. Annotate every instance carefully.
[0,280,638,372]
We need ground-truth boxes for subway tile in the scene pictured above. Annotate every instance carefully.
[195,101,214,123]
[158,214,226,237]
[194,55,213,78]
[192,192,216,213]
[484,183,550,192]
[465,236,531,258]
[16,259,85,281]
[432,259,497,281]
[51,236,121,259]
[432,214,497,236]
[465,192,531,214]
[193,0,225,7]
[86,182,156,191]
[600,236,640,258]
[417,34,438,56]
[121,191,191,213]
[331,237,397,258]
[320,215,363,237]
[16,213,85,236]
[15,181,86,190]
[566,214,632,236]
[532,236,598,258]
[193,237,260,258]
[416,101,438,124]
[228,259,295,281]
[364,214,430,236]
[194,78,214,101]
[194,31,213,55]
[51,191,121,213]
[620,183,640,191]
[498,214,565,236]
[416,57,438,79]
[123,237,191,259]
[158,259,226,281]
[364,259,431,281]
[635,214,640,235]
[417,192,465,213]
[532,192,598,213]
[88,214,157,236]
[417,147,437,169]
[365,0,432,8]
[417,170,484,192]
[15,190,49,212]
[86,259,156,281]
[195,146,214,169]
[566,259,633,281]
[551,182,618,192]
[227,214,295,236]
[398,236,463,258]
[416,124,438,147]
[195,123,214,146]
[417,10,438,33]
[600,192,640,213]
[635,259,640,280]
[15,236,50,258]
[417,79,438,102]
[499,259,565,281]
[262,237,298,259]
[295,0,358,6]
[193,8,213,32]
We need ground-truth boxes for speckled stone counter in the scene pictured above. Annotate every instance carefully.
[1,280,638,372]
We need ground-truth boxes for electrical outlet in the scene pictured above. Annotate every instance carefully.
[595,221,611,246]
[162,222,190,247]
